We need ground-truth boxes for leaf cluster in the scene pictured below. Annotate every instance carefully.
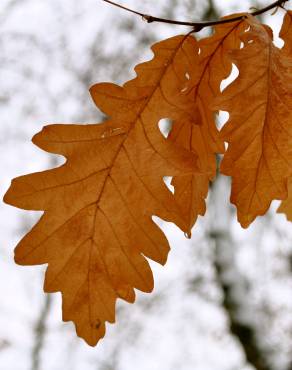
[4,11,292,345]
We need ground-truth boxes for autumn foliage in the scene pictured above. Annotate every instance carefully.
[4,11,292,345]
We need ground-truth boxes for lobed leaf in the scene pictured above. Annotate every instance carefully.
[278,178,292,221]
[168,15,248,231]
[277,10,292,221]
[215,15,292,227]
[4,10,292,348]
[4,35,200,345]
[279,10,292,55]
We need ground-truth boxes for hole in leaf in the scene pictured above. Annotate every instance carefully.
[158,118,173,138]
[220,63,239,92]
[243,25,251,34]
[217,111,229,130]
[185,72,190,80]
[278,38,284,48]
[163,176,174,194]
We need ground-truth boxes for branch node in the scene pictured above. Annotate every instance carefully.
[142,15,153,23]
[192,24,203,32]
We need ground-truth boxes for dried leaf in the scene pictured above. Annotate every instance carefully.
[4,8,292,347]
[4,35,199,346]
[169,16,247,230]
[277,10,292,221]
[215,16,292,228]
[280,10,292,55]
[278,178,292,221]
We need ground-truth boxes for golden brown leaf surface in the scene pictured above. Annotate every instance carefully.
[277,11,292,221]
[4,35,199,346]
[280,10,292,55]
[215,16,292,228]
[278,178,292,221]
[168,16,247,230]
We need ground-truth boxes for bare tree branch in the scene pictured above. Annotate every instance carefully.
[101,0,289,31]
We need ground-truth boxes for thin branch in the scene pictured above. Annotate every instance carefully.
[101,0,289,31]
[101,0,144,18]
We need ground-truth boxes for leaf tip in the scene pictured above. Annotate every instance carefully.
[238,214,254,229]
[3,187,11,206]
[31,125,52,146]
[184,231,192,239]
[3,178,18,207]
[14,249,24,265]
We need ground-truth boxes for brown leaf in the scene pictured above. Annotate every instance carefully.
[4,35,199,346]
[277,10,292,221]
[280,10,292,55]
[215,16,292,228]
[168,16,248,230]
[278,178,292,221]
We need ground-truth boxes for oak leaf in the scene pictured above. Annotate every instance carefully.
[279,10,292,55]
[278,178,292,221]
[4,9,292,348]
[4,35,199,346]
[277,10,292,221]
[215,16,292,228]
[169,16,248,230]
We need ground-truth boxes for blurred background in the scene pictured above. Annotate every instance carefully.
[0,0,292,369]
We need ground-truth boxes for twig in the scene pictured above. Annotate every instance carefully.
[101,0,289,31]
[101,0,144,18]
